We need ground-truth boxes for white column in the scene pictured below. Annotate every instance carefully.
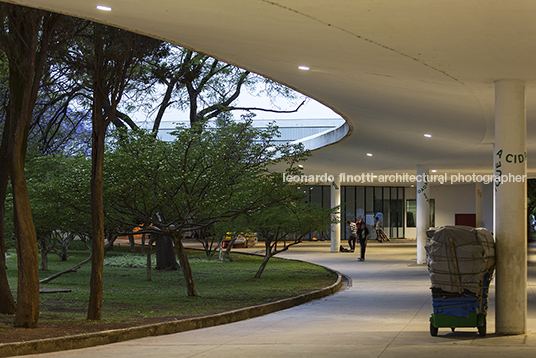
[331,177,341,252]
[475,182,484,228]
[416,165,430,264]
[494,80,527,335]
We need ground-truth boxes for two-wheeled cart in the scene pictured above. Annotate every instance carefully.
[426,226,495,337]
[374,227,390,242]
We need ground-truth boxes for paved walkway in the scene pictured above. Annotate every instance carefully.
[19,240,536,358]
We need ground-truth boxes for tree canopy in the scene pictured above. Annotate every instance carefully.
[102,117,310,295]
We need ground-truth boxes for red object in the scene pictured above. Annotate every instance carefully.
[221,241,245,248]
[455,213,476,227]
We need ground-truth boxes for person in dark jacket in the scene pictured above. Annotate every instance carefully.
[357,218,368,261]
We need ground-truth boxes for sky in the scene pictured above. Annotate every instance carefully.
[134,90,341,128]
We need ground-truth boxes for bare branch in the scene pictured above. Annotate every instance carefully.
[39,253,92,284]
[227,99,306,114]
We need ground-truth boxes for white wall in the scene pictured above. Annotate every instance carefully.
[482,183,494,232]
[432,183,475,226]
[404,183,494,239]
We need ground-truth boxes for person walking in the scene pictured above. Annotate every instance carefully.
[346,220,357,252]
[357,219,368,261]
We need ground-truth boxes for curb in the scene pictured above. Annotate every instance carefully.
[0,269,345,357]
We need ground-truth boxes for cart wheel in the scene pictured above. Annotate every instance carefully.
[430,323,438,336]
[477,317,487,337]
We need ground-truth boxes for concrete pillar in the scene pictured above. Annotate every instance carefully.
[331,177,341,252]
[494,80,527,335]
[475,182,484,228]
[416,165,430,264]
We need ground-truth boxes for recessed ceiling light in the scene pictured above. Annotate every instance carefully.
[298,66,310,71]
[366,153,373,156]
[96,5,112,11]
[424,133,432,138]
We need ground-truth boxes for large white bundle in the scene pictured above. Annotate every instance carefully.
[426,226,495,295]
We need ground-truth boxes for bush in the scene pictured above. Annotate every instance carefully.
[103,253,155,268]
[4,236,16,250]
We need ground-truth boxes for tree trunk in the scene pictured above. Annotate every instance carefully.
[254,254,272,279]
[218,238,224,263]
[140,233,146,255]
[8,14,39,329]
[87,88,107,321]
[155,235,179,270]
[40,245,48,271]
[0,124,16,315]
[128,234,136,252]
[87,116,106,320]
[60,245,67,261]
[9,98,40,326]
[87,23,107,321]
[224,236,237,258]
[0,4,62,327]
[152,78,178,133]
[11,151,40,327]
[0,256,15,315]
[254,241,273,279]
[146,236,156,281]
[174,234,197,296]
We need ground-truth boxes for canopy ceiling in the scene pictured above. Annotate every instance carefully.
[7,0,536,183]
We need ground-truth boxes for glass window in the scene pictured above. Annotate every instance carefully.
[406,199,435,228]
[339,186,405,239]
[366,187,374,212]
[344,186,356,222]
[356,187,365,221]
[323,186,330,208]
[406,200,416,227]
[342,187,355,240]
[374,187,383,214]
[309,186,322,205]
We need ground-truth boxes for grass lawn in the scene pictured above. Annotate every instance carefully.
[0,245,337,343]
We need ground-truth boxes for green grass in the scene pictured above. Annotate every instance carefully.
[3,247,337,326]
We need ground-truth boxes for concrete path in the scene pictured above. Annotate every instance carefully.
[19,240,536,358]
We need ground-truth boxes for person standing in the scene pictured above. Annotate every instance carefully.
[375,216,383,242]
[356,218,363,242]
[346,220,357,252]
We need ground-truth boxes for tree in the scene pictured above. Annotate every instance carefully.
[70,23,163,320]
[0,3,61,327]
[103,118,308,296]
[132,47,305,131]
[234,192,337,278]
[25,154,92,269]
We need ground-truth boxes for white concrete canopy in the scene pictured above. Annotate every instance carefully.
[6,0,536,179]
